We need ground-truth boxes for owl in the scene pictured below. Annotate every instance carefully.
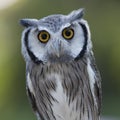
[20,9,102,120]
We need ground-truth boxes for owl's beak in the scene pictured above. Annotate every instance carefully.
[54,41,62,58]
[51,39,62,58]
[55,51,60,58]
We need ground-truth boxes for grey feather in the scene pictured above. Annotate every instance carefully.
[20,19,38,27]
[26,54,101,120]
[67,8,85,23]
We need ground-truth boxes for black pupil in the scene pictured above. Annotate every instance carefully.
[65,30,71,36]
[41,33,47,40]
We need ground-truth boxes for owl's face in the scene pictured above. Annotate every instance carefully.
[20,9,92,64]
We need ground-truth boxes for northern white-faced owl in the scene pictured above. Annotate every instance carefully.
[20,9,102,120]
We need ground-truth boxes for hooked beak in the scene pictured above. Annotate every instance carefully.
[49,39,62,58]
[55,51,60,58]
[53,40,62,58]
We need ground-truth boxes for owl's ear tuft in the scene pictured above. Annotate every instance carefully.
[19,19,38,27]
[68,8,85,22]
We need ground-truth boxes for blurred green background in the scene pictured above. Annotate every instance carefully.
[0,0,120,120]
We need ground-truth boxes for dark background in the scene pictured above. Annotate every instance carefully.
[0,0,120,119]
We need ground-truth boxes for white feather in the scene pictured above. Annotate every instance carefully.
[87,58,97,107]
[49,73,87,120]
[70,22,85,58]
[28,29,45,60]
[27,72,35,95]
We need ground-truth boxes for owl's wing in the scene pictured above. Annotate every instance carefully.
[26,67,45,120]
[89,51,102,115]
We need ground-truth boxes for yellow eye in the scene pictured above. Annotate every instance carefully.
[38,30,50,43]
[62,28,74,40]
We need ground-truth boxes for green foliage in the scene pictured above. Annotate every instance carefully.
[0,0,120,119]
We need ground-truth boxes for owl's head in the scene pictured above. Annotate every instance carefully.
[20,9,92,64]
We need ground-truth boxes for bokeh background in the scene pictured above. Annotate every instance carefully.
[0,0,120,120]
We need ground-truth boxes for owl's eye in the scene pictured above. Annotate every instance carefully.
[38,30,50,43]
[62,28,74,40]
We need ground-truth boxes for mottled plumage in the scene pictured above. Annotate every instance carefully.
[20,8,102,120]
